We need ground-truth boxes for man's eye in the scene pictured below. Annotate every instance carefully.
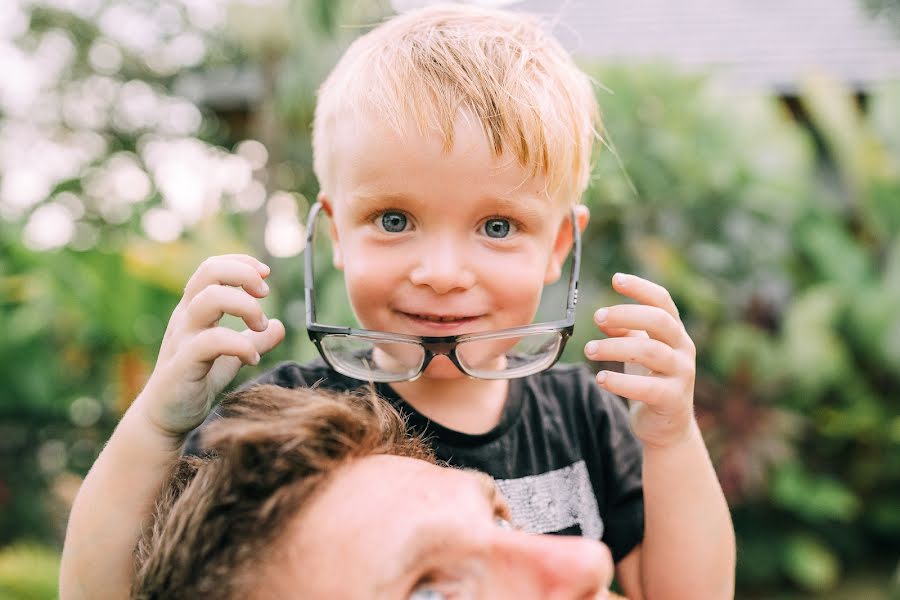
[409,586,449,600]
[483,218,513,238]
[379,211,408,233]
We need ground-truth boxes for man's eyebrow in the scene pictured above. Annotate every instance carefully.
[468,470,512,521]
[375,523,463,593]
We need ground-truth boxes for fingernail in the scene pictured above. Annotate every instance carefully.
[259,262,271,275]
[252,352,261,365]
[260,314,269,329]
[613,272,627,286]
[596,371,608,384]
[585,341,599,355]
[260,281,270,295]
[594,308,608,324]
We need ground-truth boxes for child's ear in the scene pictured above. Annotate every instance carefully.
[318,192,344,271]
[544,204,590,284]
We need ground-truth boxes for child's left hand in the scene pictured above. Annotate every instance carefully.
[583,272,697,449]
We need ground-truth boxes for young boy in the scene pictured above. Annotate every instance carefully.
[61,4,735,599]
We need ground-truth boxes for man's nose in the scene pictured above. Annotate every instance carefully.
[493,530,614,599]
[408,234,476,294]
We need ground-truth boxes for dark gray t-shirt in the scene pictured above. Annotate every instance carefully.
[185,359,644,562]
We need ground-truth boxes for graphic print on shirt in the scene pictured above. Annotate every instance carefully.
[494,460,603,539]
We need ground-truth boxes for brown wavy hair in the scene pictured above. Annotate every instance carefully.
[131,384,435,600]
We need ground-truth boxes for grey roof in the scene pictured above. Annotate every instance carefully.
[512,0,900,91]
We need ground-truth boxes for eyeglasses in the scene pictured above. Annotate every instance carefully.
[303,202,581,382]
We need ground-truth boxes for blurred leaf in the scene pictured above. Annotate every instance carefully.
[882,237,900,296]
[866,498,900,537]
[783,533,841,592]
[846,282,900,372]
[772,462,861,522]
[734,526,783,587]
[709,323,781,384]
[800,74,893,193]
[870,81,900,161]
[801,74,899,248]
[778,285,851,400]
[797,220,873,287]
[867,178,900,242]
[891,416,900,445]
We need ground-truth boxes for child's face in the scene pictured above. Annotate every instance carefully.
[320,113,576,380]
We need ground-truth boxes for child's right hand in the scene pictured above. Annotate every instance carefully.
[137,254,286,438]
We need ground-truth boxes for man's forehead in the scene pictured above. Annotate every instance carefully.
[326,455,497,512]
[345,454,474,489]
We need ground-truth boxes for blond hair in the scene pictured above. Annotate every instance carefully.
[313,3,600,205]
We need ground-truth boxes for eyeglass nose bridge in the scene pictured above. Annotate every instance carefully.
[420,340,457,355]
[417,340,472,377]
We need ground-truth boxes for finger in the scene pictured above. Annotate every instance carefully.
[183,256,270,302]
[243,317,286,355]
[584,337,681,375]
[611,273,680,321]
[596,321,631,338]
[594,369,679,412]
[187,285,269,332]
[207,319,286,392]
[182,327,261,369]
[208,253,271,277]
[594,305,686,348]
[624,360,652,377]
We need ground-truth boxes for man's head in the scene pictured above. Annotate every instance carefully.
[132,385,614,599]
[309,4,597,379]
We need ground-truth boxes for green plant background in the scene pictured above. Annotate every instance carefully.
[1,1,898,598]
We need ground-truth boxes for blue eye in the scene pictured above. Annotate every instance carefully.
[381,211,408,233]
[409,587,448,600]
[483,218,511,238]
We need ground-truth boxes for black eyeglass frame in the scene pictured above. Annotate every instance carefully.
[303,201,582,382]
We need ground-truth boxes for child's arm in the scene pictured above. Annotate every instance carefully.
[585,273,736,600]
[59,255,285,600]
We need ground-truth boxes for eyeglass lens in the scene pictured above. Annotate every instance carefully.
[319,330,564,382]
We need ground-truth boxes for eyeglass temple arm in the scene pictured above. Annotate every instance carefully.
[566,206,582,321]
[304,202,324,325]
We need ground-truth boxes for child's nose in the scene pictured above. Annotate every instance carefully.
[409,236,476,293]
[492,530,614,598]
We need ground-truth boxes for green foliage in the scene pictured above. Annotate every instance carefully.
[0,544,59,600]
[772,462,861,522]
[579,64,900,593]
[782,534,841,592]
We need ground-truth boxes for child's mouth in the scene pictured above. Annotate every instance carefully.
[399,312,482,329]
[410,314,471,323]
